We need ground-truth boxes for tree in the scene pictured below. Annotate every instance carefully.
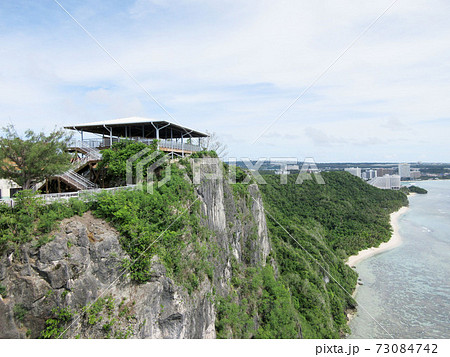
[98,139,162,186]
[201,131,228,157]
[0,125,72,190]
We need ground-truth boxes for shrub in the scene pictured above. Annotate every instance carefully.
[13,304,28,321]
[41,307,74,339]
[0,284,7,298]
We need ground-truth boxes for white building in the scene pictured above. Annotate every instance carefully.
[344,167,361,178]
[368,175,401,190]
[398,163,411,179]
[362,169,377,181]
[286,164,300,171]
[0,179,20,199]
[274,169,289,175]
[410,170,421,180]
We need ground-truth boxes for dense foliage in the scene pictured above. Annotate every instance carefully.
[0,190,88,253]
[215,264,301,338]
[90,164,213,290]
[258,171,408,338]
[0,145,410,339]
[0,125,72,189]
[0,167,212,293]
[98,139,162,186]
[407,185,428,194]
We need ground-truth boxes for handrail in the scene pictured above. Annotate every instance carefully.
[0,185,138,207]
[69,138,203,152]
[61,170,97,189]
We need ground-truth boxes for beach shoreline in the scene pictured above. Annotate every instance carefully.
[345,204,410,324]
[346,205,409,267]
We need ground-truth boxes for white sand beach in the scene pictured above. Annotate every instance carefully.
[346,205,409,267]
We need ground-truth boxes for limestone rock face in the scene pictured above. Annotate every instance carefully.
[0,161,270,339]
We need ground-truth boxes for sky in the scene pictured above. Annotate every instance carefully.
[1,0,449,162]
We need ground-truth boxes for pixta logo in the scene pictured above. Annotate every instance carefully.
[126,148,171,193]
[127,149,325,194]
[192,156,325,185]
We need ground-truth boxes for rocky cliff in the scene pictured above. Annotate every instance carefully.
[0,162,271,338]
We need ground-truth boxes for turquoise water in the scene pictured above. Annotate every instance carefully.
[349,180,450,339]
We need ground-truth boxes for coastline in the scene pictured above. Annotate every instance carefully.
[345,203,410,324]
[346,205,409,267]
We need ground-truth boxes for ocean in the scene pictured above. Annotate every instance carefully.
[348,180,450,339]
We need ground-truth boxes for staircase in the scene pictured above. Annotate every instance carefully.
[58,170,98,190]
[33,146,101,192]
[72,147,102,171]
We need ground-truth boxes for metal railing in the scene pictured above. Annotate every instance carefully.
[68,138,104,149]
[40,184,137,203]
[59,170,97,190]
[69,137,203,152]
[71,148,102,171]
[0,185,138,206]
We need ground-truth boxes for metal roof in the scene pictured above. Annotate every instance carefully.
[64,117,209,138]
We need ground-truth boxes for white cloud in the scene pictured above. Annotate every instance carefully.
[0,0,449,161]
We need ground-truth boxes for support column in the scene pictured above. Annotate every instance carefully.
[181,135,184,157]
[171,127,173,159]
[156,126,160,150]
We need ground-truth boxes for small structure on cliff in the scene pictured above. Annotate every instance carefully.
[33,117,208,195]
[65,117,208,156]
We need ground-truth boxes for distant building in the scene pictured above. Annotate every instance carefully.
[286,164,299,171]
[376,167,396,177]
[368,175,401,190]
[274,169,289,175]
[362,169,377,181]
[410,170,421,179]
[0,179,20,199]
[344,167,361,178]
[398,163,411,179]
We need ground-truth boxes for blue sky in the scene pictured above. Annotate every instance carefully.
[1,0,449,162]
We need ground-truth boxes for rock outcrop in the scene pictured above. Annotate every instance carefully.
[0,161,270,338]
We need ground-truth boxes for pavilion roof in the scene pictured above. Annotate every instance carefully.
[64,117,208,138]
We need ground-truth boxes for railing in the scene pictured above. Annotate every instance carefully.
[40,185,137,203]
[69,138,104,149]
[0,185,138,206]
[0,198,14,207]
[72,149,102,171]
[135,138,202,152]
[69,138,203,152]
[60,170,97,190]
[159,139,202,152]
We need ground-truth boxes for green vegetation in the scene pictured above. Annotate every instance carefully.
[0,141,216,294]
[0,283,6,298]
[1,138,410,339]
[188,150,219,159]
[257,172,408,338]
[82,296,115,325]
[99,139,162,186]
[215,264,301,338]
[0,191,89,253]
[13,304,28,321]
[0,125,72,189]
[91,164,212,289]
[261,172,408,256]
[407,185,428,194]
[41,307,74,339]
[41,296,138,339]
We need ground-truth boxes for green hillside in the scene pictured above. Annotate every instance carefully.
[258,171,408,337]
